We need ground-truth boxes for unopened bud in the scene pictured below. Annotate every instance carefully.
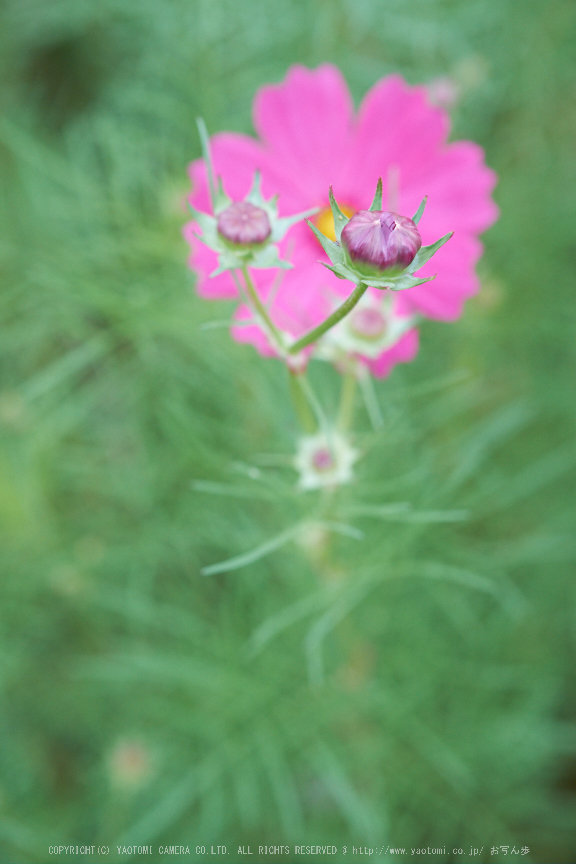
[312,447,335,471]
[217,201,271,245]
[108,739,153,790]
[294,431,359,491]
[341,210,421,276]
[349,306,387,340]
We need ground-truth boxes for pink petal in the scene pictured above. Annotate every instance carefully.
[403,142,499,235]
[254,64,354,202]
[187,132,282,202]
[345,76,450,200]
[396,235,483,320]
[269,263,333,336]
[366,329,420,378]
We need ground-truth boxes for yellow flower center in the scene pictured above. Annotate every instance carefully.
[315,203,355,242]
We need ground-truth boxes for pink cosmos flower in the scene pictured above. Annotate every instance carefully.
[185,65,498,377]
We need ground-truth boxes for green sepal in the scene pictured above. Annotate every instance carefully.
[322,260,437,291]
[244,170,277,219]
[210,251,248,277]
[244,170,317,242]
[408,231,453,273]
[321,261,353,281]
[206,239,294,277]
[246,170,264,204]
[369,177,383,212]
[196,117,217,213]
[187,204,215,233]
[245,170,277,216]
[272,207,319,242]
[187,205,221,252]
[387,273,436,292]
[328,186,350,242]
[306,220,342,262]
[192,229,220,255]
[214,176,232,213]
[412,196,427,225]
[250,245,293,271]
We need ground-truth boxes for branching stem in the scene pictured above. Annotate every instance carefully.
[236,266,326,434]
[240,265,286,356]
[288,282,369,355]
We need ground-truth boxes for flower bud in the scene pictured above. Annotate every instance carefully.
[312,447,335,471]
[294,431,359,491]
[341,210,421,275]
[108,739,153,791]
[349,306,387,341]
[217,201,271,245]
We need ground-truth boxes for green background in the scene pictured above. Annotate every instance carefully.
[0,1,575,862]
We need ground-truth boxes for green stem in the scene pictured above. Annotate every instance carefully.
[289,371,318,433]
[288,282,369,355]
[296,371,328,432]
[196,118,217,213]
[241,265,286,356]
[358,368,384,431]
[235,266,325,434]
[337,370,358,433]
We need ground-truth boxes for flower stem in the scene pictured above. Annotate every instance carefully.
[288,371,318,433]
[287,282,369,355]
[240,265,286,356]
[235,266,325,433]
[358,367,384,431]
[337,370,358,433]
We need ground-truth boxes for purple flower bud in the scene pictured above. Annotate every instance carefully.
[341,210,422,275]
[217,201,271,245]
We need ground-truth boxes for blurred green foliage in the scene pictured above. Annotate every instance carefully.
[0,1,575,862]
